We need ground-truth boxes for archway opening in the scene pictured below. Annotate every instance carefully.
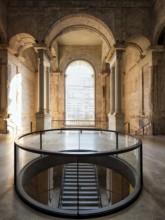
[65,60,95,126]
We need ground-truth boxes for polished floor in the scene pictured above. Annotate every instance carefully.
[0,133,165,220]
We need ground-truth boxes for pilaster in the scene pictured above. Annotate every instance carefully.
[107,46,125,132]
[35,45,51,130]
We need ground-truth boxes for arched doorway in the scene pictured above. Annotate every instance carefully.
[65,60,95,126]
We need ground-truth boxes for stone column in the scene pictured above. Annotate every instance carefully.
[150,47,165,135]
[115,53,122,114]
[100,72,108,128]
[108,49,125,132]
[46,67,50,114]
[35,46,51,130]
[110,67,115,114]
[38,49,45,113]
[0,46,8,133]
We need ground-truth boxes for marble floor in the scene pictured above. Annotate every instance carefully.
[0,133,165,220]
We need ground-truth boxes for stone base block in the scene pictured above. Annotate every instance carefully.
[108,113,124,132]
[36,113,51,131]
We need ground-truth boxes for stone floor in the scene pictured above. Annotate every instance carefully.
[0,133,165,220]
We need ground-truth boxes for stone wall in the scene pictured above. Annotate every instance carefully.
[50,45,110,126]
[7,52,37,133]
[123,47,152,133]
[7,0,152,43]
[0,0,8,42]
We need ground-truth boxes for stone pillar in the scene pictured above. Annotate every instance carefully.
[115,53,122,114]
[0,46,8,133]
[150,47,165,135]
[51,72,62,128]
[35,46,51,131]
[100,72,108,128]
[108,49,125,132]
[46,67,50,114]
[38,49,45,113]
[110,67,115,114]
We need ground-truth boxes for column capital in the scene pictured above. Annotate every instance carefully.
[34,43,47,53]
[99,72,109,77]
[105,43,126,63]
[52,71,62,76]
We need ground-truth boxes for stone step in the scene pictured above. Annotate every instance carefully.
[64,175,96,179]
[64,178,96,183]
[61,195,99,200]
[65,168,95,172]
[66,163,95,167]
[61,206,99,210]
[66,165,95,169]
[63,182,97,186]
[58,163,102,210]
[61,200,99,206]
[63,186,97,191]
[64,171,95,175]
[63,191,98,195]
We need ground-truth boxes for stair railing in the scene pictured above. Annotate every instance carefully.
[134,121,153,135]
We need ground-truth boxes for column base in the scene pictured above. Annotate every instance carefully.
[35,113,51,131]
[108,113,124,132]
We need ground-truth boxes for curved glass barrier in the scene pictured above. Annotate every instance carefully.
[14,128,143,218]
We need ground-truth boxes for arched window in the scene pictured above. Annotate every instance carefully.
[65,60,95,126]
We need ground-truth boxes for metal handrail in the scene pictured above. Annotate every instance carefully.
[134,121,153,135]
[15,128,142,156]
[51,120,108,129]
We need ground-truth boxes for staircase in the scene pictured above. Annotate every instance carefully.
[58,163,102,210]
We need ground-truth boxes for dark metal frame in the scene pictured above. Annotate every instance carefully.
[14,128,143,218]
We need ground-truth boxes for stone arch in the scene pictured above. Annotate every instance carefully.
[125,35,151,55]
[60,52,100,74]
[45,13,115,56]
[9,33,36,56]
[123,35,151,74]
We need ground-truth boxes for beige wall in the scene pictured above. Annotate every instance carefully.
[7,52,37,133]
[123,47,152,133]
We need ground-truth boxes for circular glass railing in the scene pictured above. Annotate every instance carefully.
[14,128,143,218]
